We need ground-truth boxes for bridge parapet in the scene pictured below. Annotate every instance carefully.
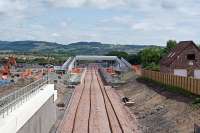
[0,78,48,118]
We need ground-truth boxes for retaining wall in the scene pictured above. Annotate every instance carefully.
[17,95,56,133]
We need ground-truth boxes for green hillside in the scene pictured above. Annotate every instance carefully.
[0,41,154,55]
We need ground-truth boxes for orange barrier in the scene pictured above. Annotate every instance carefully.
[71,68,81,73]
[20,69,33,79]
[132,65,141,75]
[0,56,17,77]
[106,67,115,74]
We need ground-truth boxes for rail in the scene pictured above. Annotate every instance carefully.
[0,78,48,118]
[95,69,124,132]
[71,70,89,133]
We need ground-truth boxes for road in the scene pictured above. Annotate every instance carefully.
[58,68,138,133]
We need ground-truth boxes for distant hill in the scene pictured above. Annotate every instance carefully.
[0,41,63,53]
[0,41,156,55]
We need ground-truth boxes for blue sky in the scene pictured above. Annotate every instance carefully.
[0,0,200,46]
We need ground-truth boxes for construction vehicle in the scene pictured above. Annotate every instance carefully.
[0,56,17,80]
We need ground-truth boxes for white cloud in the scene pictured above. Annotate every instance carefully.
[47,0,127,9]
[0,0,28,24]
[0,0,26,14]
[52,33,60,37]
[47,0,86,8]
[61,22,68,27]
[0,0,200,45]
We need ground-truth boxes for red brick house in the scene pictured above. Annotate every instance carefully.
[160,41,200,78]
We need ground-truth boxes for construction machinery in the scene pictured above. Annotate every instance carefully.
[0,56,17,80]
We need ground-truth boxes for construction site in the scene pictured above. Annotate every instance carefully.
[0,56,45,96]
[0,55,200,133]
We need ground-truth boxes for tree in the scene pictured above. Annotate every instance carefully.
[139,47,164,67]
[165,40,177,54]
[106,51,129,59]
[127,54,141,65]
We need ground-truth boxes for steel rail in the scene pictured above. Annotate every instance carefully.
[71,70,93,133]
[87,69,93,133]
[95,69,124,133]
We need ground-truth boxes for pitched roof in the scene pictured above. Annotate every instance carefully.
[160,41,200,66]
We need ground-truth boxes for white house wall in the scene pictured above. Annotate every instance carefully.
[174,69,187,77]
[194,70,200,79]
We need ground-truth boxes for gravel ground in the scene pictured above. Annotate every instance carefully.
[116,72,200,133]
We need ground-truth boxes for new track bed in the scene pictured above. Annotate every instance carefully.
[58,68,136,133]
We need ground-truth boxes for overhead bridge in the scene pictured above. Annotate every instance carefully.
[62,55,133,72]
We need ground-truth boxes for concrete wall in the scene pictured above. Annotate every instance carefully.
[17,95,56,133]
[194,70,200,79]
[0,84,57,133]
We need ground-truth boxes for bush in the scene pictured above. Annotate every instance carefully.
[144,63,160,71]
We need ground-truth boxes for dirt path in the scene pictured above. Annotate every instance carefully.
[117,73,200,133]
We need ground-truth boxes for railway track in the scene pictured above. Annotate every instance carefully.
[58,68,135,133]
[72,70,93,133]
[94,69,124,133]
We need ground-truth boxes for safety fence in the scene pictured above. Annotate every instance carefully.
[142,69,200,95]
[0,78,48,118]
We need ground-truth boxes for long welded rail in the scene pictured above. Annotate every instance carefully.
[71,70,93,133]
[94,69,124,133]
[88,70,93,132]
[59,69,133,133]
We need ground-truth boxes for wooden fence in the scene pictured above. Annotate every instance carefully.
[142,69,200,95]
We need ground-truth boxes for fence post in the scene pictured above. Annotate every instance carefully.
[173,75,176,87]
[165,74,168,85]
[194,79,198,94]
[142,69,144,77]
[190,78,194,93]
[169,74,173,86]
[184,77,187,91]
[164,74,166,85]
[197,80,200,95]
[186,78,190,92]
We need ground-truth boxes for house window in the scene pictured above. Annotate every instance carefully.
[187,54,195,60]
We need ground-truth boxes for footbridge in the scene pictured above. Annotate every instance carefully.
[62,55,133,72]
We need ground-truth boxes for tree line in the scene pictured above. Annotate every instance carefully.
[106,40,177,71]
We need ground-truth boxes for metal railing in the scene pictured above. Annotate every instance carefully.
[0,78,48,118]
[121,57,133,69]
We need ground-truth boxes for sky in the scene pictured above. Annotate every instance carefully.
[0,0,200,46]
